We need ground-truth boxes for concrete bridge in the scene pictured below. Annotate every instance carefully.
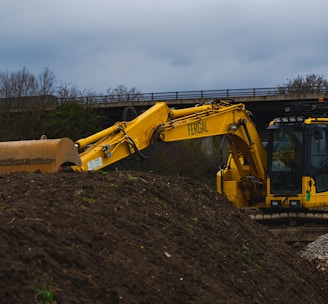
[61,87,328,130]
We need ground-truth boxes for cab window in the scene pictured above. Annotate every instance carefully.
[310,126,328,169]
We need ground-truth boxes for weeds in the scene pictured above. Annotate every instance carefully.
[154,196,167,208]
[241,244,262,269]
[79,195,96,204]
[86,197,96,204]
[32,283,56,304]
[126,172,135,180]
[241,244,254,262]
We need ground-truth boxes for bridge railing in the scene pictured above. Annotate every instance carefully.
[59,86,327,104]
[59,87,280,104]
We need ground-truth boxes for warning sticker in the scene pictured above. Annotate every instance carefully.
[87,157,103,171]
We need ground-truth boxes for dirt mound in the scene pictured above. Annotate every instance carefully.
[0,171,327,303]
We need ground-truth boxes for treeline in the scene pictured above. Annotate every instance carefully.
[0,99,104,141]
[278,74,328,94]
[0,67,141,99]
[0,67,140,141]
[0,68,102,140]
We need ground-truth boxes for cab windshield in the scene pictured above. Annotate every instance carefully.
[271,127,303,172]
[269,126,303,195]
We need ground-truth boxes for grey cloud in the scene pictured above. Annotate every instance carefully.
[1,0,328,92]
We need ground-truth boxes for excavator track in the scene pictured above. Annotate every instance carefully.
[268,226,328,247]
[249,211,328,223]
[247,210,328,247]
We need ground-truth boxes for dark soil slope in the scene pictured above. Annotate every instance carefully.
[0,171,327,303]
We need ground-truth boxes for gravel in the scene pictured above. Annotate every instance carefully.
[300,233,328,261]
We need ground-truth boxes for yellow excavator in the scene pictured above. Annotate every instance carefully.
[1,99,328,216]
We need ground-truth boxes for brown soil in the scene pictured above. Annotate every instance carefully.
[1,170,328,304]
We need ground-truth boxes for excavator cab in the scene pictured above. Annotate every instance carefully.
[266,103,328,209]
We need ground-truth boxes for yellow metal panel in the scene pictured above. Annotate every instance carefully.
[0,138,80,173]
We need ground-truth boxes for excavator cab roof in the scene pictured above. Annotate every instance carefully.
[284,99,328,117]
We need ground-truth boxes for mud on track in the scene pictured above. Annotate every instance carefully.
[1,171,328,303]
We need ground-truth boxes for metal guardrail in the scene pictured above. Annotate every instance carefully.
[1,86,327,111]
[60,87,283,104]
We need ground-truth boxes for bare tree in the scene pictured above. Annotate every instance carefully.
[56,82,79,101]
[106,84,142,102]
[16,67,39,97]
[0,68,35,98]
[278,74,328,94]
[0,67,54,139]
[39,67,56,96]
[79,88,99,104]
[0,70,11,98]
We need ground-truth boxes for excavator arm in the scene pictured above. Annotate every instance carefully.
[73,100,267,207]
[72,101,266,174]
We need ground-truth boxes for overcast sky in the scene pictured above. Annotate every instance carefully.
[1,0,328,93]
